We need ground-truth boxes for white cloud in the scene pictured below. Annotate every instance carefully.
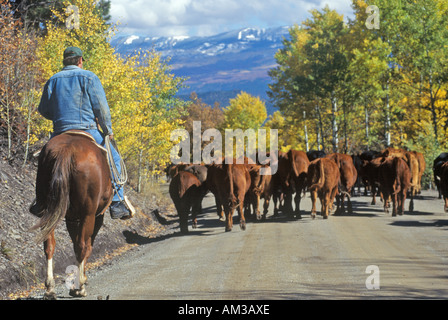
[110,0,353,36]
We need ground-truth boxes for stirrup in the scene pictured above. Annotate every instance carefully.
[123,196,136,218]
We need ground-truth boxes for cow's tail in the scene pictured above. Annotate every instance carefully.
[226,163,238,207]
[30,149,72,244]
[310,159,325,192]
[391,156,405,194]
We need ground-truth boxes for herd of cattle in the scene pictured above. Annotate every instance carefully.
[167,148,448,234]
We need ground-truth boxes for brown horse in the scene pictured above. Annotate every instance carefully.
[30,131,113,299]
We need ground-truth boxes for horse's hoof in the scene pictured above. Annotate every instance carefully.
[43,292,57,300]
[240,223,246,231]
[69,288,87,297]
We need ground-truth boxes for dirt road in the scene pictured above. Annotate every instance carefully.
[31,190,448,300]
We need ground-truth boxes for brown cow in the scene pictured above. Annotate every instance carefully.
[307,158,340,219]
[439,162,448,212]
[411,151,426,194]
[326,153,358,215]
[377,157,412,216]
[244,163,274,221]
[380,147,418,211]
[206,161,251,232]
[277,149,309,219]
[169,171,206,234]
[244,163,263,221]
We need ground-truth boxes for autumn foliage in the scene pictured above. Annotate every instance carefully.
[2,0,448,191]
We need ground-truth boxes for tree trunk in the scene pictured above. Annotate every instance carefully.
[303,111,309,152]
[331,94,338,153]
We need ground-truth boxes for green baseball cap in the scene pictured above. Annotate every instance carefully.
[63,46,85,61]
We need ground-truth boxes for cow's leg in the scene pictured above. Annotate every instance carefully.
[293,192,302,219]
[284,193,293,216]
[273,193,280,216]
[339,193,346,214]
[322,193,330,219]
[255,194,262,221]
[238,199,247,231]
[191,197,201,229]
[262,196,270,220]
[382,191,390,213]
[436,178,442,199]
[409,188,415,213]
[224,204,233,232]
[310,189,318,219]
[215,196,225,222]
[391,193,398,217]
[329,187,338,217]
[43,230,57,300]
[243,195,252,220]
[334,194,342,215]
[399,191,407,215]
[371,183,377,205]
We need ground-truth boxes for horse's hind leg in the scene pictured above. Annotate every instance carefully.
[43,230,57,300]
[66,214,96,298]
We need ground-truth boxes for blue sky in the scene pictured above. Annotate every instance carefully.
[110,0,354,37]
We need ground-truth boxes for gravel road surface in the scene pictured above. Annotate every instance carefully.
[29,190,448,300]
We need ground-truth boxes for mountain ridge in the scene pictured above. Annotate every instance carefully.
[111,26,292,113]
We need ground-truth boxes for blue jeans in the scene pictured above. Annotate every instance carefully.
[85,130,124,202]
[52,130,124,202]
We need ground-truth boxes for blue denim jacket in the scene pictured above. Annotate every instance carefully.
[38,65,113,135]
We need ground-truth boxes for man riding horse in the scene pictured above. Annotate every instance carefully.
[30,46,132,220]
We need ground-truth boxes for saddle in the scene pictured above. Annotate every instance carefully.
[62,130,108,155]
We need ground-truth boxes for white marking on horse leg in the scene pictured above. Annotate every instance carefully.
[78,260,86,286]
[44,258,56,299]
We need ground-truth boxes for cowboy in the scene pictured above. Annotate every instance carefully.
[31,46,131,220]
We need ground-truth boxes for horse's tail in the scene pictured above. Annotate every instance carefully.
[30,149,72,243]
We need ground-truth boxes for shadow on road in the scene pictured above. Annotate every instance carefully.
[389,219,448,229]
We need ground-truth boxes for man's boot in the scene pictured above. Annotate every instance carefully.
[110,201,131,220]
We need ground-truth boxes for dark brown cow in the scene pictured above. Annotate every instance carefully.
[183,164,208,184]
[206,161,251,232]
[433,153,448,199]
[359,157,383,206]
[271,151,287,216]
[306,150,326,162]
[307,158,340,219]
[351,153,363,195]
[439,162,448,212]
[169,171,206,234]
[277,149,310,219]
[377,157,412,216]
[326,153,358,215]
[358,150,381,195]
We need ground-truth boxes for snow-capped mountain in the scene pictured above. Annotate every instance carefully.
[111,26,291,112]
